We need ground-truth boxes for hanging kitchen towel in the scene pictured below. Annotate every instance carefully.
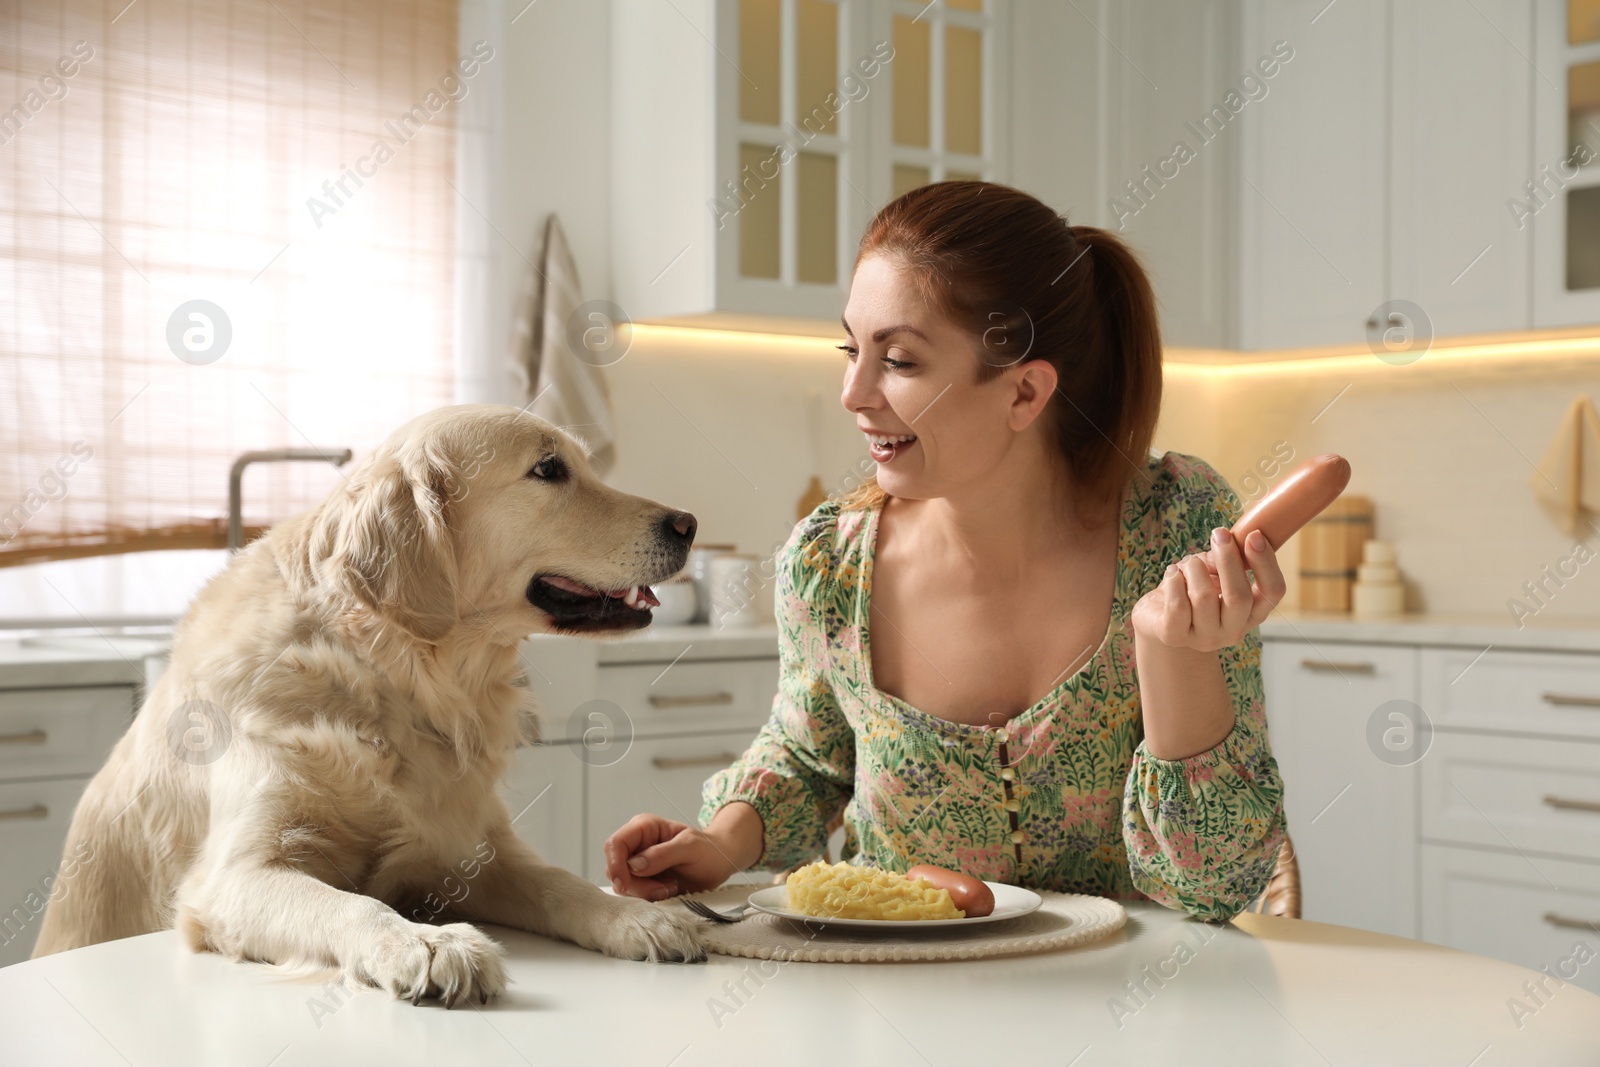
[1529,394,1600,537]
[507,213,617,477]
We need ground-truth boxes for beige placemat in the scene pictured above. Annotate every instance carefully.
[682,883,1128,963]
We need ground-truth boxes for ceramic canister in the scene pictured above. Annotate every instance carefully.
[709,553,762,628]
[686,543,736,623]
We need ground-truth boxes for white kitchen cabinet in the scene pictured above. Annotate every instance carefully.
[1235,0,1389,350]
[593,656,779,739]
[0,688,135,782]
[1044,1,1543,349]
[1095,0,1239,349]
[0,683,136,968]
[500,739,587,877]
[1264,615,1600,985]
[610,0,1008,332]
[1421,731,1600,861]
[517,629,782,884]
[1421,844,1600,995]
[1420,645,1600,738]
[578,654,777,882]
[0,777,99,968]
[584,728,770,884]
[1261,638,1421,937]
[1390,0,1535,338]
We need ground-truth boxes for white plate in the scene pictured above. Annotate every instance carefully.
[745,881,1042,929]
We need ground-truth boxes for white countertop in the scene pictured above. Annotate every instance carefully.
[2,900,1595,1065]
[538,623,779,664]
[1261,608,1600,652]
[0,624,779,692]
[0,637,161,688]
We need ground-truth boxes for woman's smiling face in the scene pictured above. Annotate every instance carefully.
[840,253,1055,501]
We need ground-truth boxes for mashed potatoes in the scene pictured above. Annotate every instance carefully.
[784,861,965,920]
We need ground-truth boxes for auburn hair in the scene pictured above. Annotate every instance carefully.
[838,180,1163,526]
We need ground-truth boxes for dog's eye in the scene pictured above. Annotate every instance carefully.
[526,456,567,481]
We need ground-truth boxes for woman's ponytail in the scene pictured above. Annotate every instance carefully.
[1058,225,1164,515]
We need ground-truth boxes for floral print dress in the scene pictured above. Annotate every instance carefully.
[699,450,1288,922]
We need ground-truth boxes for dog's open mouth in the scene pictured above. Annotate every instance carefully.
[526,574,662,632]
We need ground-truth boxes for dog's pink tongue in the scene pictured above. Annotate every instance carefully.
[637,585,660,608]
[541,575,602,598]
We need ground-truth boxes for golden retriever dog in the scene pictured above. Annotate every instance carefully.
[32,404,707,1004]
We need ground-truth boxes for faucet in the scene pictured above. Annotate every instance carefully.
[228,449,353,552]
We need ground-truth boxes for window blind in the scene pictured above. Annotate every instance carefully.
[0,0,467,565]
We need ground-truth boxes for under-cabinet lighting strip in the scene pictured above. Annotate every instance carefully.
[623,323,1600,376]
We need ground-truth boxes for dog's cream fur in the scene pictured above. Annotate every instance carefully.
[32,405,706,1004]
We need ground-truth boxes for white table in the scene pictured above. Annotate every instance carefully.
[2,902,1596,1065]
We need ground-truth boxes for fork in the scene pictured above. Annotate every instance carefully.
[681,898,753,923]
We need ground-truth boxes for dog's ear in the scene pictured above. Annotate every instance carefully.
[324,448,460,642]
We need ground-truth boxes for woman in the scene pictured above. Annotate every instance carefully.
[604,181,1288,922]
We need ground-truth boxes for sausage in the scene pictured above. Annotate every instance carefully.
[1230,454,1351,551]
[906,863,995,918]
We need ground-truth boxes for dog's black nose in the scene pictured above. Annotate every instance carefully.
[663,510,697,546]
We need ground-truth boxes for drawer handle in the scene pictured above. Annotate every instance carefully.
[1299,659,1376,674]
[0,729,48,745]
[651,752,741,770]
[1542,693,1600,709]
[1544,911,1600,932]
[1544,795,1600,814]
[0,804,48,821]
[647,692,734,709]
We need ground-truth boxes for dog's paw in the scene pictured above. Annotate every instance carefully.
[359,922,509,1007]
[597,898,707,963]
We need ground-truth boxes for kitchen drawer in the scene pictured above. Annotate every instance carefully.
[1421,732,1600,863]
[0,777,92,967]
[593,658,777,739]
[584,728,766,884]
[1421,843,1600,995]
[0,688,132,781]
[1421,647,1600,740]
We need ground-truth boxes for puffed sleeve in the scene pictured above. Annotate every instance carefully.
[1121,454,1289,922]
[699,502,855,872]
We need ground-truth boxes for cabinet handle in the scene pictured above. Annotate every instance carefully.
[0,804,48,821]
[651,752,741,770]
[0,729,47,745]
[647,692,734,709]
[1543,795,1600,814]
[1544,911,1600,932]
[1542,693,1600,709]
[1298,658,1376,674]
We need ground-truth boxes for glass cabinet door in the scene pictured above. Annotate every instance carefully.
[1566,49,1600,290]
[733,0,847,287]
[887,0,992,196]
[1533,0,1600,324]
[709,0,1007,321]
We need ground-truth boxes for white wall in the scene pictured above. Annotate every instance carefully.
[602,329,869,565]
[1203,356,1600,623]
[457,0,616,405]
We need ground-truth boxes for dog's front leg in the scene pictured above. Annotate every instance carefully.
[180,861,509,1005]
[445,828,705,962]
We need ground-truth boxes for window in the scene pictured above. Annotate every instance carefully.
[0,0,464,568]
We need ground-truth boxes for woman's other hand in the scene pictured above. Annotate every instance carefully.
[603,802,765,899]
[1131,526,1286,652]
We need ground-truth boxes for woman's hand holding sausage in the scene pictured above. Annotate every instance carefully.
[1130,526,1286,652]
